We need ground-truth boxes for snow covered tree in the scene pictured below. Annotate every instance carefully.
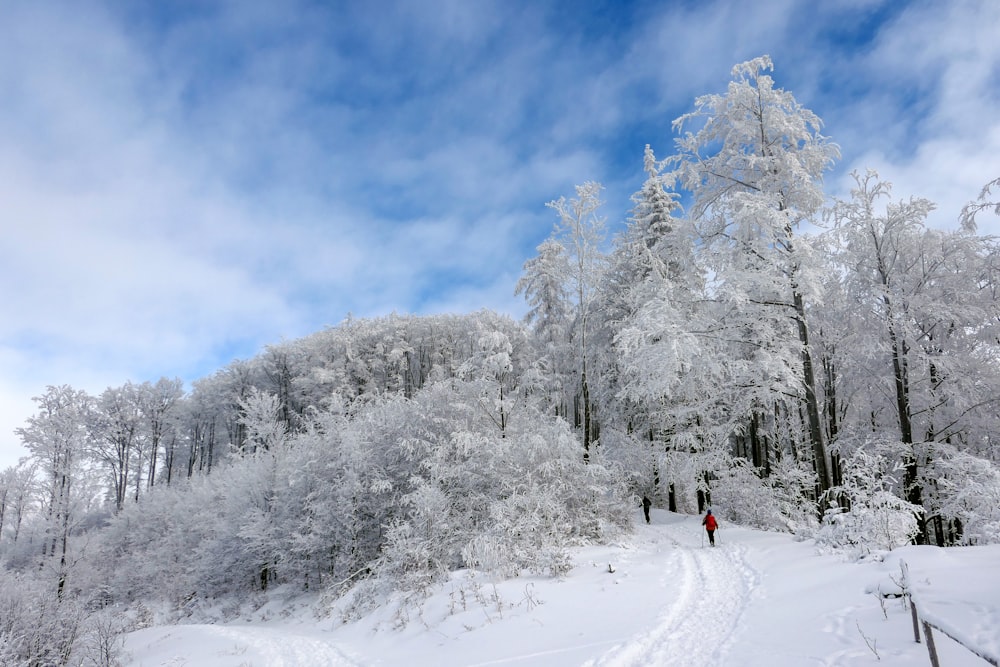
[375,374,627,591]
[91,382,144,511]
[516,237,574,419]
[138,377,184,488]
[0,571,88,666]
[960,176,1000,231]
[238,387,288,454]
[601,145,705,506]
[819,441,922,556]
[542,182,609,461]
[926,445,1000,544]
[667,55,840,496]
[15,385,94,597]
[0,462,35,547]
[828,170,1000,543]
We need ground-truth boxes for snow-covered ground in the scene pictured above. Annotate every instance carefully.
[123,510,1000,666]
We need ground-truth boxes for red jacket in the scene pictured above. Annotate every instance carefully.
[703,514,718,531]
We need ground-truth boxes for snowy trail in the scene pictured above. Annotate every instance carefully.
[206,625,360,666]
[125,623,361,666]
[124,514,1000,667]
[584,517,760,667]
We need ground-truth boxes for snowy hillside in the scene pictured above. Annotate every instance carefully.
[124,509,1000,666]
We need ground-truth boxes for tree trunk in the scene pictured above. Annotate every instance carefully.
[822,349,843,488]
[165,435,176,485]
[793,290,830,493]
[888,322,913,444]
[581,366,591,463]
[886,313,926,543]
[749,413,763,471]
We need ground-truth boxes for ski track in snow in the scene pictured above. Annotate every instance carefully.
[585,518,760,667]
[199,625,360,666]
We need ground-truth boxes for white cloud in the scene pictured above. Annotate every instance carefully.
[833,0,1000,229]
[1,0,998,468]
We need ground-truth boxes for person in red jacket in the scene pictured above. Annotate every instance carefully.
[702,509,718,546]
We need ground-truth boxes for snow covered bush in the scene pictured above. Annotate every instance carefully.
[0,569,135,666]
[372,377,629,591]
[0,571,84,666]
[817,443,922,556]
[77,608,132,667]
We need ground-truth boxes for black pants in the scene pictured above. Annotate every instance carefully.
[707,529,715,545]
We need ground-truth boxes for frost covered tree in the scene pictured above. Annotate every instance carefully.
[541,182,609,460]
[138,377,184,487]
[667,55,840,496]
[0,463,35,546]
[15,385,94,597]
[374,370,627,591]
[960,176,1000,230]
[829,170,1000,544]
[601,146,705,507]
[458,323,518,439]
[516,237,573,418]
[91,382,144,511]
[83,311,630,610]
[0,571,87,666]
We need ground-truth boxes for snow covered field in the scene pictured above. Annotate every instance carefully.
[124,510,1000,666]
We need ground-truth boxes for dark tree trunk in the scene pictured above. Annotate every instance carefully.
[822,349,843,488]
[793,291,830,493]
[581,369,591,463]
[887,317,926,543]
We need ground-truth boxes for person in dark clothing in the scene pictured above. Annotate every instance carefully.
[702,509,718,546]
[642,495,652,524]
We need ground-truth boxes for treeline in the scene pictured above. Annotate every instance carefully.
[1,310,630,662]
[3,54,1000,663]
[4,311,628,587]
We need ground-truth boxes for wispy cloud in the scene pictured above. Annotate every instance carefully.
[831,1,1000,230]
[1,0,998,467]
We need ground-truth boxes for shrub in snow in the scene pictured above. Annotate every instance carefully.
[817,443,922,556]
[0,571,85,666]
[373,379,629,591]
[94,473,238,608]
[77,608,132,667]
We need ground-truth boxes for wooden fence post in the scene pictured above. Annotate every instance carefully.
[899,558,1000,666]
[909,594,921,643]
[902,562,921,644]
[922,620,941,667]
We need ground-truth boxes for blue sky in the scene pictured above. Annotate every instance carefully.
[2,0,999,467]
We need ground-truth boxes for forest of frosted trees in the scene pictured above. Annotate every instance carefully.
[3,56,1000,664]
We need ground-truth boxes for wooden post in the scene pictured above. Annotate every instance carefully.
[909,595,921,643]
[922,619,1000,666]
[922,620,940,667]
[902,561,921,644]
[905,557,1000,666]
